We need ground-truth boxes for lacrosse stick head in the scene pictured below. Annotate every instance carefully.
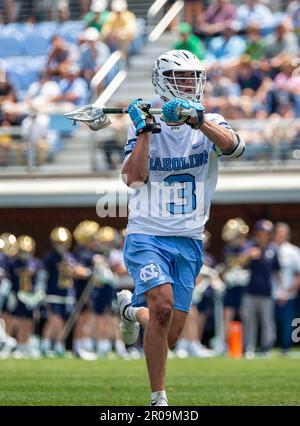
[64,104,111,131]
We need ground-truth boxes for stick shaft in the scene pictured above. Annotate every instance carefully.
[102,107,193,116]
[59,279,95,343]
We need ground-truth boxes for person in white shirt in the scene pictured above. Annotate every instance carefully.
[236,0,275,32]
[25,72,60,113]
[273,222,300,353]
[117,50,245,406]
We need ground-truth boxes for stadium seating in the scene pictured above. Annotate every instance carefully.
[23,35,51,57]
[0,17,146,101]
[0,35,25,58]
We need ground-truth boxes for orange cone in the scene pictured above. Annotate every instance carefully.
[228,321,243,359]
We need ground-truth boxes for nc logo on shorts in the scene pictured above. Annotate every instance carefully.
[139,263,160,282]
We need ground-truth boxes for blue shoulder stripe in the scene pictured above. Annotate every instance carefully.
[124,138,137,156]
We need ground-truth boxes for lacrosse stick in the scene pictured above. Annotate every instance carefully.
[64,103,194,131]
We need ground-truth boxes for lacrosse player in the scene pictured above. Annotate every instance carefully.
[117,50,245,406]
[221,218,251,344]
[92,227,128,358]
[72,220,99,359]
[0,233,18,357]
[41,227,75,356]
[9,235,44,357]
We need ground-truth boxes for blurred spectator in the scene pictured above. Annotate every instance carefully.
[287,0,300,43]
[102,104,130,169]
[84,0,110,33]
[0,130,12,166]
[236,55,264,92]
[25,71,60,112]
[236,0,275,33]
[0,101,25,127]
[51,63,89,106]
[46,35,79,77]
[57,0,71,23]
[264,19,299,61]
[264,59,300,117]
[244,22,266,61]
[20,110,50,166]
[241,220,281,358]
[206,22,246,65]
[208,67,240,98]
[101,0,137,59]
[184,0,204,27]
[2,0,20,22]
[79,27,111,82]
[273,222,300,354]
[196,0,236,38]
[0,80,15,165]
[0,78,17,106]
[173,22,206,60]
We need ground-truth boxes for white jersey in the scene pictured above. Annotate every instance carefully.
[272,242,300,300]
[123,113,244,240]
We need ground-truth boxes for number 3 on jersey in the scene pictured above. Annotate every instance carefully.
[164,173,196,214]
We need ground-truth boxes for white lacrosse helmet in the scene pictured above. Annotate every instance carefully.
[152,50,206,102]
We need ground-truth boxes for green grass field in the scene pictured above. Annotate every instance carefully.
[1,356,300,406]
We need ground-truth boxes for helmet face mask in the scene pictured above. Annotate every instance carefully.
[152,50,206,102]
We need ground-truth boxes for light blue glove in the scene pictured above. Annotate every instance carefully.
[162,98,205,128]
[128,98,147,136]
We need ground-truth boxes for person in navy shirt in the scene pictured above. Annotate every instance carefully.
[9,235,44,357]
[0,233,18,349]
[41,227,75,356]
[240,219,282,358]
[221,218,251,344]
[72,220,99,359]
[0,244,12,314]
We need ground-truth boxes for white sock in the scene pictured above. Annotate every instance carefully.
[82,338,94,352]
[115,339,127,356]
[97,339,112,356]
[176,338,189,350]
[124,305,139,322]
[151,390,167,404]
[18,343,28,355]
[73,338,81,353]
[41,338,51,352]
[54,342,65,354]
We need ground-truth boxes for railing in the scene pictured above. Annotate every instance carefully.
[147,0,170,28]
[0,118,300,176]
[89,51,127,172]
[148,0,184,42]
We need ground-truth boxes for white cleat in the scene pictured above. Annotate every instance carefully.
[117,290,140,346]
[151,397,169,406]
[76,348,97,361]
[245,351,255,360]
[0,335,18,359]
[189,341,216,358]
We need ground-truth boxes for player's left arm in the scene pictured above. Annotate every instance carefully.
[162,98,245,158]
[198,118,245,158]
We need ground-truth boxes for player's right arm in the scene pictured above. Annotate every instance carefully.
[122,132,151,187]
[122,99,153,188]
